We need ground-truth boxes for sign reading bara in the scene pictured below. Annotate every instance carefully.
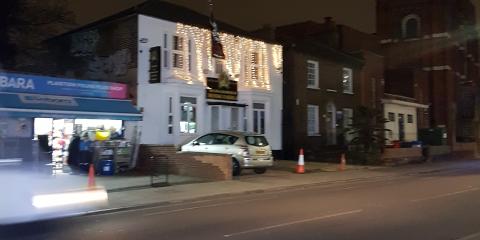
[0,72,127,99]
[206,76,238,101]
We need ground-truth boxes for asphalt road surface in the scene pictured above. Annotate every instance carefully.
[3,164,480,240]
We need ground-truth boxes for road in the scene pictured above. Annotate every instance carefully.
[3,163,480,240]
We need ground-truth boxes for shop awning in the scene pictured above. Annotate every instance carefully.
[0,92,142,121]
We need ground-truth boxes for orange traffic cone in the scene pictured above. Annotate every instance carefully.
[88,164,96,188]
[296,148,305,174]
[338,153,346,171]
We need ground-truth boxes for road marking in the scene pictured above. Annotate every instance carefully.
[144,197,276,217]
[223,209,363,238]
[411,187,480,203]
[456,231,480,240]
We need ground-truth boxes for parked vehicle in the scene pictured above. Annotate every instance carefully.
[180,131,274,176]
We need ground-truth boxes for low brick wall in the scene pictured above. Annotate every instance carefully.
[137,145,232,181]
[382,148,423,165]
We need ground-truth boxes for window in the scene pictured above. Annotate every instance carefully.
[172,35,184,69]
[307,105,319,136]
[253,103,265,134]
[407,114,414,123]
[307,60,319,88]
[402,14,421,39]
[343,108,354,143]
[163,33,169,68]
[342,68,353,94]
[245,136,269,147]
[180,97,197,133]
[388,112,395,122]
[212,134,238,145]
[196,134,215,145]
[211,106,220,131]
[343,108,353,128]
[188,39,193,72]
[168,97,173,134]
[250,52,259,80]
[215,59,224,74]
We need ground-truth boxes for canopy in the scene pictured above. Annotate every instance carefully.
[0,92,142,121]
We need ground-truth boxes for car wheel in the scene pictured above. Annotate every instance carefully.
[254,168,267,174]
[232,159,241,176]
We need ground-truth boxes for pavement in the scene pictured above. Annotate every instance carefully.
[94,159,477,212]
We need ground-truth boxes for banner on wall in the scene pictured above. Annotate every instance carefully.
[0,72,127,99]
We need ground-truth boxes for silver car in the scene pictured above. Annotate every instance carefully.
[180,131,274,176]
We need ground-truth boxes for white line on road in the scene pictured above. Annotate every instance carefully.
[223,209,363,238]
[455,231,480,240]
[144,197,277,217]
[410,187,480,203]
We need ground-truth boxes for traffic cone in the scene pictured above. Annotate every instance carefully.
[338,153,346,171]
[296,148,305,174]
[88,164,96,188]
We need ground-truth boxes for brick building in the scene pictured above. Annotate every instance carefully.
[275,22,364,160]
[376,0,479,148]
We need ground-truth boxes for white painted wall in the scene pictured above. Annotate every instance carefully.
[136,15,283,150]
[384,103,418,142]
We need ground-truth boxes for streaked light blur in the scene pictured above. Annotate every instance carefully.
[32,188,108,209]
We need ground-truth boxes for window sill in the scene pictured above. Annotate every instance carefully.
[307,87,321,90]
[343,91,354,95]
[308,134,321,137]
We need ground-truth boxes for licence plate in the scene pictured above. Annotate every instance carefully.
[256,150,266,155]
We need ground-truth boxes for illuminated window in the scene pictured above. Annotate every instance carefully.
[173,35,184,69]
[307,60,319,88]
[342,67,353,94]
[180,97,197,134]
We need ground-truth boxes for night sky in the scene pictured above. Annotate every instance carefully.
[68,0,480,34]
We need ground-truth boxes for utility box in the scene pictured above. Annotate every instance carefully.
[418,128,446,146]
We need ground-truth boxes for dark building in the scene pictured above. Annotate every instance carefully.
[376,0,479,149]
[275,22,364,160]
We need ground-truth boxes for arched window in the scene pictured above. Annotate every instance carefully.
[402,14,421,39]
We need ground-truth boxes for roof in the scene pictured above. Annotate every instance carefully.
[51,0,278,44]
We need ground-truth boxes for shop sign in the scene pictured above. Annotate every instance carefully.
[0,72,127,99]
[206,75,237,101]
[19,94,78,107]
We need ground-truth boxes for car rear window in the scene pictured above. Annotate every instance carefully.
[245,136,269,146]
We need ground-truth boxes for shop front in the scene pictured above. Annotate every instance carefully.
[0,72,142,175]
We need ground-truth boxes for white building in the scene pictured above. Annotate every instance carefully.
[51,1,283,153]
[137,15,283,151]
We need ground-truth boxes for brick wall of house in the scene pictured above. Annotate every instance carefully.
[137,145,232,181]
[282,49,362,160]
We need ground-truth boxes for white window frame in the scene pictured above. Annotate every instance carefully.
[307,105,320,136]
[307,60,319,89]
[342,67,353,94]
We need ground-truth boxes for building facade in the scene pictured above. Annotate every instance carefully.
[377,0,479,147]
[276,23,363,160]
[49,1,283,153]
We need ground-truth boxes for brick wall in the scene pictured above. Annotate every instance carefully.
[137,145,232,181]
